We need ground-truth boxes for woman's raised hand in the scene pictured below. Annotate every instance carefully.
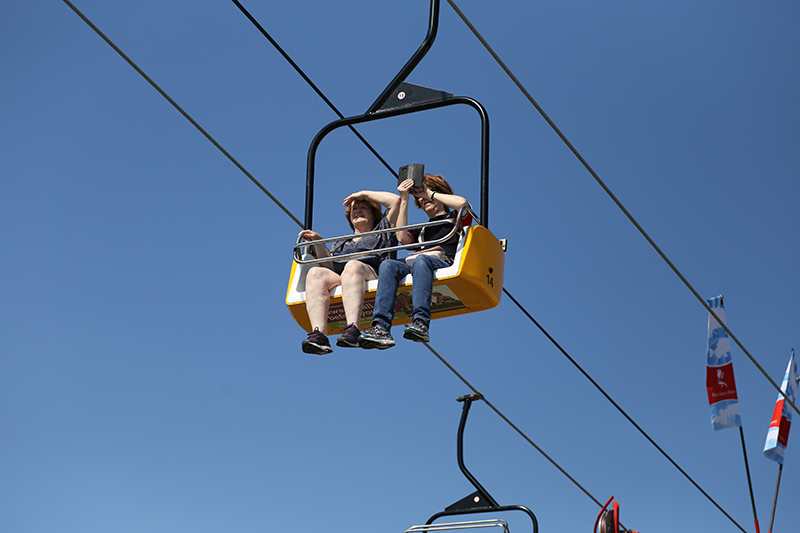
[342,191,367,207]
[397,178,414,196]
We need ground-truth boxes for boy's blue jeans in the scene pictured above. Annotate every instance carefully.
[371,255,451,330]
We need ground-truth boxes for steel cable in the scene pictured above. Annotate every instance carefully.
[62,0,303,229]
[502,288,747,533]
[445,0,798,422]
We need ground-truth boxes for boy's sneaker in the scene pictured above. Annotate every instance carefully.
[336,323,361,348]
[403,319,429,343]
[358,324,396,350]
[302,328,333,355]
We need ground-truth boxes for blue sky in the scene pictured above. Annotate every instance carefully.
[2,1,799,532]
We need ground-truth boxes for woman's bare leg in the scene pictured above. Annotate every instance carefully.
[305,266,342,332]
[340,261,377,326]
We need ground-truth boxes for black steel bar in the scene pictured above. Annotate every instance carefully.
[455,394,499,508]
[425,506,539,533]
[305,97,489,229]
[366,0,441,114]
[738,427,761,533]
[422,394,538,533]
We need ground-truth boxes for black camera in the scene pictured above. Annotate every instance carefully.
[398,163,425,188]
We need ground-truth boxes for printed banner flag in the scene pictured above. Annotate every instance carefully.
[763,350,798,464]
[706,296,742,430]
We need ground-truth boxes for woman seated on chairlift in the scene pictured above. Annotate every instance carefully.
[298,189,401,355]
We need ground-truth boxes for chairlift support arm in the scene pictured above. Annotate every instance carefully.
[367,0,441,114]
[424,394,539,533]
[305,0,490,231]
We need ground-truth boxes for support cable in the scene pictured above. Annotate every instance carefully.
[422,341,604,509]
[446,0,798,420]
[62,0,303,228]
[230,0,398,180]
[502,288,747,533]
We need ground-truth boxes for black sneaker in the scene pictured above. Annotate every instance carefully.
[302,328,333,355]
[403,319,429,343]
[336,323,361,348]
[358,324,396,350]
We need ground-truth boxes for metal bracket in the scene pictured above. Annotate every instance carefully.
[423,394,539,533]
[374,81,453,113]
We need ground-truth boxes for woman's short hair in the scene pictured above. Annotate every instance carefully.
[345,198,383,231]
[414,174,454,208]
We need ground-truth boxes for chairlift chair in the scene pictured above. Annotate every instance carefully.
[285,0,505,334]
[287,208,504,333]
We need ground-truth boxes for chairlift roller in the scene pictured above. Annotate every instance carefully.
[594,497,639,533]
[285,0,505,334]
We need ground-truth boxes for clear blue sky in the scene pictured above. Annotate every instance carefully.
[2,1,799,532]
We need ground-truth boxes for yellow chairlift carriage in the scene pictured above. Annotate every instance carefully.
[287,206,505,334]
[286,0,506,335]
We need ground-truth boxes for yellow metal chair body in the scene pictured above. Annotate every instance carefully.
[286,223,503,335]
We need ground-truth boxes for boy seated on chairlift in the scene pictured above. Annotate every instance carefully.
[359,173,471,349]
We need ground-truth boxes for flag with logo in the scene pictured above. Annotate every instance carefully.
[763,350,798,464]
[706,296,742,430]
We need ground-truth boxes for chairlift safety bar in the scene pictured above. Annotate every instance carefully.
[293,206,478,266]
[406,519,509,533]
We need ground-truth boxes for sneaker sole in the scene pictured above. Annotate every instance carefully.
[358,337,396,350]
[302,340,333,355]
[335,337,360,348]
[403,330,429,343]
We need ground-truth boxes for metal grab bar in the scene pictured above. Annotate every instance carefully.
[293,205,479,266]
[406,519,509,533]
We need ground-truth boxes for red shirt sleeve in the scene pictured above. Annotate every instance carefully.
[460,204,473,227]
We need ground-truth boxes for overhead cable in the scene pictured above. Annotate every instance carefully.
[445,0,798,421]
[230,0,398,179]
[62,0,303,229]
[422,340,604,509]
[502,288,747,533]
